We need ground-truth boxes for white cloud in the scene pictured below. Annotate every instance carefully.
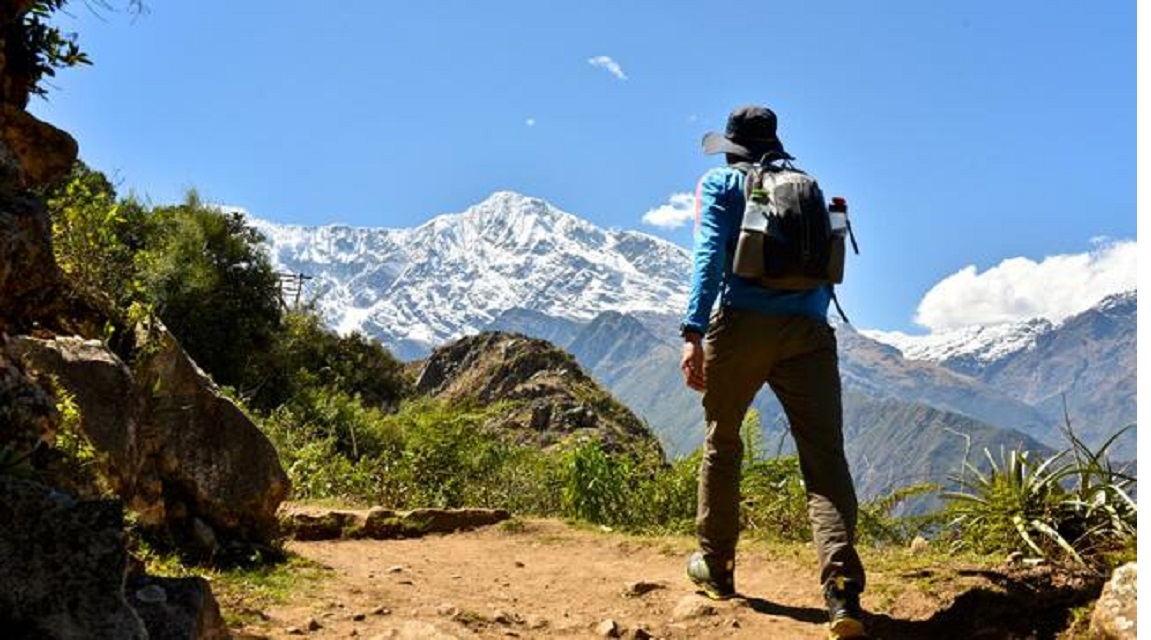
[642,192,696,229]
[914,238,1137,332]
[525,117,536,127]
[588,55,627,81]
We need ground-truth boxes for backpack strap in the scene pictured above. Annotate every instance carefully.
[830,288,850,324]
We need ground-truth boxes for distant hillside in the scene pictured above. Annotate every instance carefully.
[865,291,1137,458]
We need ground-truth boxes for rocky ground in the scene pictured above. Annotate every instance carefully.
[226,518,1105,640]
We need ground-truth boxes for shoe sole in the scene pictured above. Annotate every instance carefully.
[684,569,736,601]
[828,617,868,639]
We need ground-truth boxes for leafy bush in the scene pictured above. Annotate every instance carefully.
[248,310,409,413]
[942,424,1136,569]
[42,161,153,316]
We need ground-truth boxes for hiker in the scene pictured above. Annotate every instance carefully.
[679,105,867,639]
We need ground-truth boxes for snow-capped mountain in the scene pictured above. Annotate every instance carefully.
[862,318,1054,377]
[251,191,690,359]
[861,290,1135,377]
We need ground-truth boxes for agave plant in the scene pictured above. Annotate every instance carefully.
[942,422,1136,569]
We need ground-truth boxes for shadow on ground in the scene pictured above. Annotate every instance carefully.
[743,567,1104,640]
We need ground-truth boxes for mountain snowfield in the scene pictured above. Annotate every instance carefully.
[250,191,690,359]
[861,289,1136,375]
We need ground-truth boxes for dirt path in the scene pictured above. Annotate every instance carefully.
[234,519,1086,640]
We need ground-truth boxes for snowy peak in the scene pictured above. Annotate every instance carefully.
[861,289,1137,377]
[863,318,1053,374]
[251,191,690,359]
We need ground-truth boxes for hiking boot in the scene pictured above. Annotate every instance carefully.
[824,576,867,639]
[685,552,736,600]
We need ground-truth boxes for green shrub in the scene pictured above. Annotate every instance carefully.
[942,424,1136,569]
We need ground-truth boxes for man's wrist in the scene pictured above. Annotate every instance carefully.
[680,323,704,343]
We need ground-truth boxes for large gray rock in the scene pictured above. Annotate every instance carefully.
[10,323,289,546]
[127,575,230,640]
[8,336,144,496]
[132,320,290,542]
[0,475,148,639]
[1090,562,1136,640]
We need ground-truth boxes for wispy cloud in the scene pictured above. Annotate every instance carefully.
[642,192,695,229]
[588,55,627,81]
[914,238,1137,331]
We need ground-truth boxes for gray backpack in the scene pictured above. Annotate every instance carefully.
[731,159,856,290]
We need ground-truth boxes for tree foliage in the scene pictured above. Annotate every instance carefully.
[41,161,150,314]
[248,310,409,413]
[136,192,283,391]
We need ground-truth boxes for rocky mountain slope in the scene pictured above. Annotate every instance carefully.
[414,331,663,459]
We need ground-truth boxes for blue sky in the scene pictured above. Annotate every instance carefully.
[32,0,1135,333]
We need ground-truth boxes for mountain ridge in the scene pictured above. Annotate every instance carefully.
[249,191,688,359]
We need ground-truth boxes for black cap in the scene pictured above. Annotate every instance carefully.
[702,105,792,161]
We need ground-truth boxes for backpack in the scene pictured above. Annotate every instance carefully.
[731,159,856,291]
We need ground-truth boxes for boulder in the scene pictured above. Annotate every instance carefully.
[0,192,58,327]
[132,320,289,542]
[0,105,78,188]
[1090,562,1136,640]
[10,324,290,546]
[127,574,230,640]
[9,336,143,498]
[0,475,148,639]
[0,345,55,472]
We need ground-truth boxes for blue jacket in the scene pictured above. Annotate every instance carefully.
[681,165,831,335]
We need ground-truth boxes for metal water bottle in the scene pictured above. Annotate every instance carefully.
[827,196,848,284]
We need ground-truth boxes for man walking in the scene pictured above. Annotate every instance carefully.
[680,105,867,639]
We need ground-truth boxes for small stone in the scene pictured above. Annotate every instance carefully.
[387,565,405,573]
[909,535,930,554]
[1090,563,1137,640]
[286,627,304,635]
[351,612,366,621]
[398,579,414,586]
[623,581,664,598]
[596,619,621,637]
[525,614,549,629]
[673,595,717,621]
[372,606,391,616]
[632,628,653,639]
[514,561,525,568]
[350,630,359,637]
[492,610,514,625]
[307,618,323,631]
[450,574,462,579]
[437,603,459,618]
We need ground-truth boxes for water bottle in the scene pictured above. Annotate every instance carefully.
[829,197,848,235]
[733,186,771,278]
[827,197,848,284]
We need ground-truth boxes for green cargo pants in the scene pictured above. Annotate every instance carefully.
[697,307,866,590]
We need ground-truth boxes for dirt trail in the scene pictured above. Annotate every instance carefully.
[235,519,1085,640]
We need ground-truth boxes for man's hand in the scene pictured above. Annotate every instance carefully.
[680,335,706,392]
